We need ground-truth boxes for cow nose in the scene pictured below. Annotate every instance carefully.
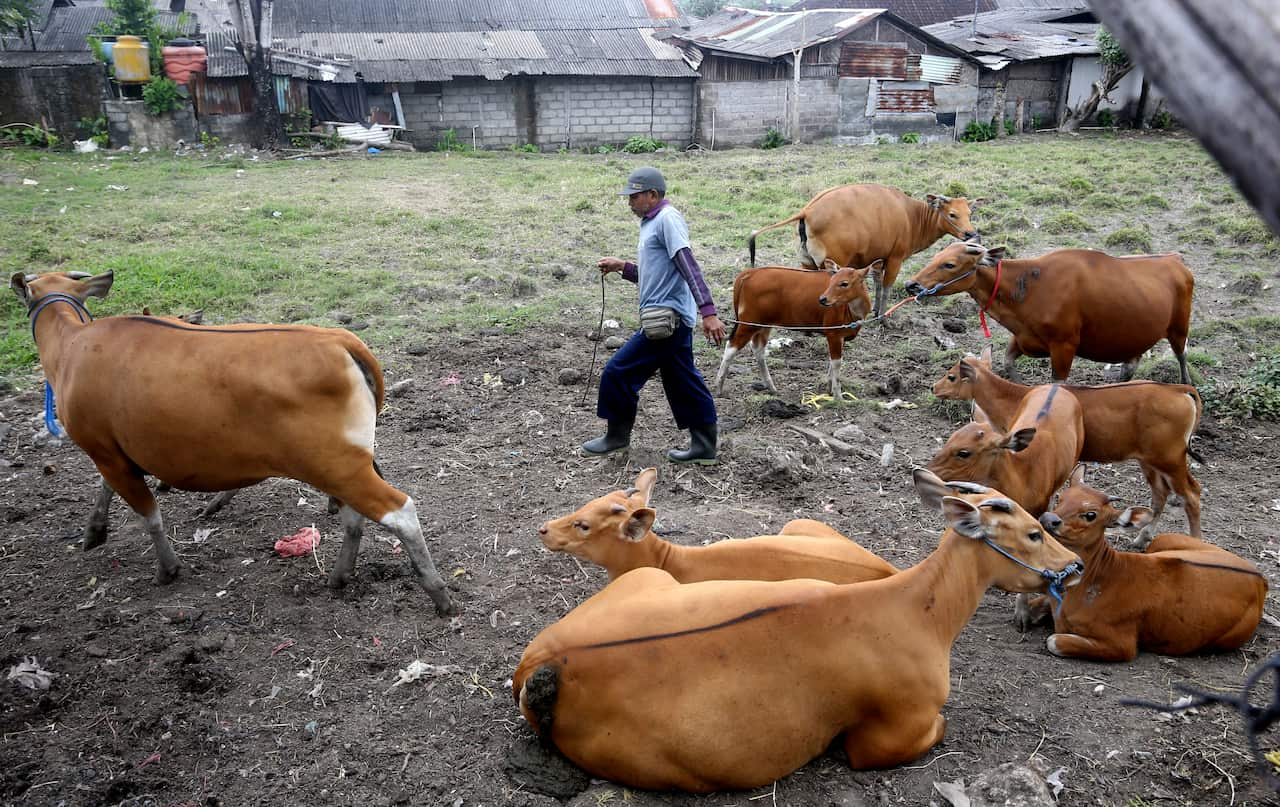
[1039,513,1062,536]
[818,296,831,307]
[965,230,980,241]
[904,281,924,296]
[538,523,548,535]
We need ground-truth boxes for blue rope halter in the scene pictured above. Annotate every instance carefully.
[912,268,978,300]
[27,292,94,439]
[980,537,1084,615]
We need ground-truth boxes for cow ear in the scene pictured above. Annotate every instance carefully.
[926,193,949,209]
[80,270,114,299]
[10,272,31,302]
[912,467,951,511]
[1004,427,1036,452]
[979,345,993,365]
[1068,464,1086,487]
[963,241,985,255]
[1113,506,1153,530]
[865,258,884,276]
[631,467,657,506]
[972,403,993,425]
[821,258,839,274]
[941,496,987,539]
[620,507,655,542]
[957,359,977,380]
[979,246,1007,267]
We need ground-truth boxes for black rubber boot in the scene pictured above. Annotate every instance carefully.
[667,424,718,465]
[582,415,634,456]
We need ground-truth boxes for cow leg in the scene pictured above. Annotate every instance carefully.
[199,489,239,518]
[1133,462,1169,549]
[826,335,843,400]
[378,496,455,615]
[752,329,777,394]
[1047,632,1136,662]
[1013,593,1053,633]
[96,459,181,583]
[1003,341,1024,384]
[1048,343,1078,382]
[1116,357,1141,382]
[83,476,115,550]
[331,503,365,588]
[844,712,946,769]
[1174,465,1203,538]
[713,344,738,396]
[1175,350,1191,385]
[873,256,904,318]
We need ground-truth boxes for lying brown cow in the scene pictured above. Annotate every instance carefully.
[539,467,897,583]
[928,384,1084,516]
[10,271,453,614]
[933,346,1203,537]
[512,470,1081,791]
[905,241,1195,383]
[1016,466,1266,662]
[714,260,875,400]
[748,184,981,316]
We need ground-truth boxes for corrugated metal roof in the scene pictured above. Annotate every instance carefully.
[877,84,934,112]
[34,7,196,51]
[923,8,1097,62]
[787,0,1088,26]
[842,42,906,79]
[914,53,962,83]
[271,0,685,35]
[677,7,882,60]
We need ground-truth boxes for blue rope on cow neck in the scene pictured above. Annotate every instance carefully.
[27,292,93,439]
[913,268,978,300]
[980,536,1084,615]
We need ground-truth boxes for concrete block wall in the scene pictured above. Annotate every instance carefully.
[696,80,788,148]
[104,99,197,149]
[398,75,693,150]
[535,76,693,150]
[0,64,107,145]
[796,78,839,142]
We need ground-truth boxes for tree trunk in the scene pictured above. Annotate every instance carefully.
[246,46,283,150]
[992,80,1007,136]
[1059,61,1134,132]
[1134,76,1150,128]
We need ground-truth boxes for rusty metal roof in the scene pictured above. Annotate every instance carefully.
[674,8,886,60]
[787,0,997,27]
[271,0,683,35]
[33,6,196,52]
[923,7,1098,63]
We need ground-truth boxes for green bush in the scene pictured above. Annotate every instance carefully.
[760,127,786,149]
[509,143,539,153]
[960,120,996,143]
[78,115,109,146]
[1095,108,1116,128]
[142,76,184,116]
[900,132,920,144]
[1204,352,1280,421]
[1004,120,1016,136]
[1,123,59,148]
[621,135,665,153]
[1104,226,1153,253]
[1150,109,1175,130]
[435,128,472,152]
[944,180,969,197]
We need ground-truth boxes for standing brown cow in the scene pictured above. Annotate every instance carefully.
[747,184,981,316]
[905,241,1195,384]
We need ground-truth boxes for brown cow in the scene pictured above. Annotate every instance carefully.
[512,470,1081,791]
[538,467,897,583]
[748,184,981,316]
[714,260,876,400]
[933,346,1203,537]
[928,384,1084,516]
[1015,466,1266,662]
[905,241,1195,383]
[10,271,454,614]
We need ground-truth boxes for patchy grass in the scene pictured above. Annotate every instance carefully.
[1104,226,1154,253]
[1043,211,1093,234]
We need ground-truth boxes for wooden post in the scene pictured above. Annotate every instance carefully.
[1014,97,1026,133]
[791,47,803,143]
[992,79,1007,136]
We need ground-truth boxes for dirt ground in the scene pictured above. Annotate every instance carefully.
[1,277,1278,806]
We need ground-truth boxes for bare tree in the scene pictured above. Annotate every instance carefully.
[1059,27,1132,132]
[223,0,283,149]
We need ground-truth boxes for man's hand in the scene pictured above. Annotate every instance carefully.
[597,257,627,274]
[702,314,726,347]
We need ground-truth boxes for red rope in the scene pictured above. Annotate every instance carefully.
[978,260,1001,339]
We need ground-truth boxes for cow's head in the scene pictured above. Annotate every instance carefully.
[926,404,1035,488]
[537,467,658,570]
[925,193,982,241]
[913,468,1081,594]
[904,240,1006,298]
[932,345,994,399]
[1039,465,1150,555]
[10,270,114,309]
[817,258,878,319]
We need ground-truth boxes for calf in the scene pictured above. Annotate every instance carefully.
[933,346,1203,536]
[714,260,876,400]
[748,184,982,315]
[1016,466,1266,662]
[927,384,1084,516]
[10,271,453,614]
[513,470,1081,791]
[905,241,1195,383]
[538,467,897,583]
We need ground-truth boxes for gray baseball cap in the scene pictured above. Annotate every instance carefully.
[619,166,666,196]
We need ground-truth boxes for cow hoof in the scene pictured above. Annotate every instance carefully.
[155,565,182,585]
[1046,635,1065,657]
[327,570,351,589]
[431,590,458,616]
[82,529,108,551]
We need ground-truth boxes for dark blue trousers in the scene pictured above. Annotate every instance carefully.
[596,323,717,430]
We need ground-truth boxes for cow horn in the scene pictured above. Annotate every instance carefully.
[66,271,94,280]
[978,497,1014,513]
[945,481,989,494]
[24,273,37,283]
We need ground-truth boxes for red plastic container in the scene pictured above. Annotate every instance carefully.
[162,37,207,84]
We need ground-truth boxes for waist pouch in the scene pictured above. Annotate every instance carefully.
[640,306,679,340]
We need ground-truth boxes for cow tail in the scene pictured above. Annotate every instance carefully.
[797,218,809,264]
[346,339,386,417]
[747,212,805,268]
[1185,387,1205,464]
[519,665,560,739]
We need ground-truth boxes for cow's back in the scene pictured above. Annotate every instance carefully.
[802,184,916,265]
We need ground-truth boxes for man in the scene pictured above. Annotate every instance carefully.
[582,166,726,465]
